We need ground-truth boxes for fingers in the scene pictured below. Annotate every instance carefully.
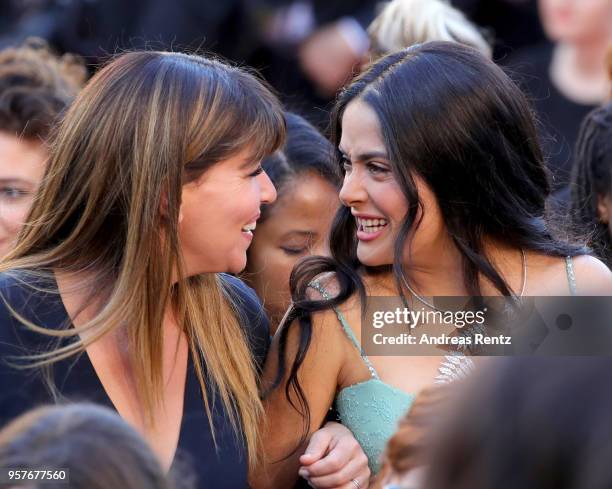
[304,429,360,476]
[307,456,370,489]
[300,430,333,467]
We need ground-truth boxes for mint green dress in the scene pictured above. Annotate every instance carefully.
[308,257,578,473]
[309,280,415,474]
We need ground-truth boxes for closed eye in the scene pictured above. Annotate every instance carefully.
[249,165,264,177]
[280,246,308,256]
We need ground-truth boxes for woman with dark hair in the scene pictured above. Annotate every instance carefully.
[256,41,612,487]
[570,102,612,268]
[243,112,341,332]
[0,403,185,489]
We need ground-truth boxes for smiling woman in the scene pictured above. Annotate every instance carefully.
[0,50,284,489]
[260,41,612,485]
[0,50,370,489]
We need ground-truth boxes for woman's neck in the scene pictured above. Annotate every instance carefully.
[550,40,611,105]
[384,238,525,297]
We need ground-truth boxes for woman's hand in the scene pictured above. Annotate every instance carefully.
[298,421,370,489]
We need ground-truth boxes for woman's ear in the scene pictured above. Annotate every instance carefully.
[596,193,611,224]
[160,191,183,222]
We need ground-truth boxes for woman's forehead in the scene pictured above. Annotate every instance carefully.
[340,100,386,157]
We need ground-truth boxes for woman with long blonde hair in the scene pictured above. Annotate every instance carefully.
[0,51,366,489]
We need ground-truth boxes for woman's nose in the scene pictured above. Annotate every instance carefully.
[258,171,277,204]
[339,168,367,207]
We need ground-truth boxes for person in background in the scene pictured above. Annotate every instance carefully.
[570,102,612,267]
[507,0,612,204]
[243,112,340,332]
[367,0,492,60]
[422,358,612,489]
[249,0,378,127]
[453,0,545,59]
[0,403,188,489]
[0,37,85,257]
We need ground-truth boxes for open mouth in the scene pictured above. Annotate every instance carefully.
[357,217,389,234]
[241,221,256,237]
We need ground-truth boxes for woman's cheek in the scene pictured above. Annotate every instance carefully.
[0,200,33,231]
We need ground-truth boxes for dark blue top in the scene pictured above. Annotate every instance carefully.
[0,271,270,489]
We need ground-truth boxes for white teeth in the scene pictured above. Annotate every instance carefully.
[355,217,389,234]
[357,217,388,230]
[242,222,256,232]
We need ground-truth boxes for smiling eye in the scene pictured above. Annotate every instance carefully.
[366,162,390,175]
[340,157,352,173]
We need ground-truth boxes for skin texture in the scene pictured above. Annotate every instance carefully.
[246,172,339,330]
[179,147,277,276]
[0,132,47,257]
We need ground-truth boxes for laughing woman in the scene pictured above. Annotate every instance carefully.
[257,41,612,487]
[0,52,366,489]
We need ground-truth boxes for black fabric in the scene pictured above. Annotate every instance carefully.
[0,271,270,489]
[507,42,597,200]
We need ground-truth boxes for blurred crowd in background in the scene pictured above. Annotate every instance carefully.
[3,0,608,195]
[0,1,611,489]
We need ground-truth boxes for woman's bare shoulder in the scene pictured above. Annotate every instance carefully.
[527,253,612,295]
[571,255,612,294]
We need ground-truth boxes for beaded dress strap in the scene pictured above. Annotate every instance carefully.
[566,256,577,296]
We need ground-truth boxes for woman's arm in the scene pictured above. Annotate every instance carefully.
[249,307,347,489]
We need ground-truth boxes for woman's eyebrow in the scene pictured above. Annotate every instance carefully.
[338,149,389,161]
[0,177,34,186]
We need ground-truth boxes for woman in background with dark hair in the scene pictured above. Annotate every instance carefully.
[570,102,612,268]
[254,41,612,488]
[243,112,341,332]
[0,403,186,489]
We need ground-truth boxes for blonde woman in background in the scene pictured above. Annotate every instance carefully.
[367,0,491,59]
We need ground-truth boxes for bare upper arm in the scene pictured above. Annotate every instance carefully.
[251,301,346,488]
[572,255,612,295]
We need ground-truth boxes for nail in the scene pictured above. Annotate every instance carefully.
[299,469,310,478]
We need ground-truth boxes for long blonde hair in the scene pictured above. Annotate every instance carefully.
[0,51,285,467]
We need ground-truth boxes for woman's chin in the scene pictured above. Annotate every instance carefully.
[357,248,392,268]
[226,255,248,275]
